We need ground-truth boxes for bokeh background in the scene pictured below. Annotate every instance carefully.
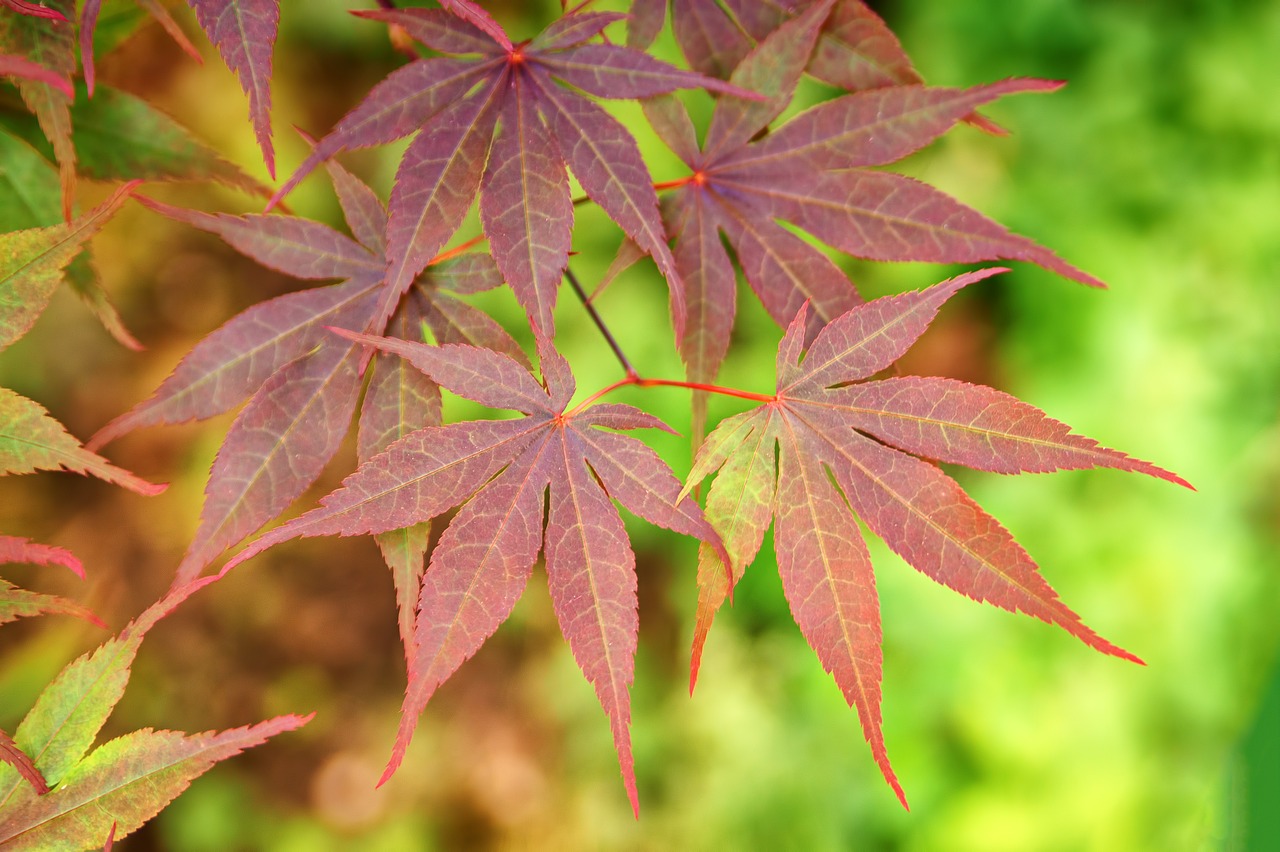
[1,0,1277,849]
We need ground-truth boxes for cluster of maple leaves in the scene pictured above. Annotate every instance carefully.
[0,0,1188,841]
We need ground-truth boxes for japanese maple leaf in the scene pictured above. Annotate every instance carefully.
[223,334,728,817]
[682,268,1191,807]
[90,162,523,606]
[635,0,984,110]
[267,5,757,341]
[0,536,102,628]
[0,0,75,217]
[79,0,202,97]
[180,0,279,176]
[0,578,311,848]
[652,0,1100,402]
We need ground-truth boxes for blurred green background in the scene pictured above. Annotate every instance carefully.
[1,0,1276,849]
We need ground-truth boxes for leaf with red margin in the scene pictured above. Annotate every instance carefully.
[0,729,45,798]
[438,0,511,52]
[97,167,519,581]
[0,716,312,849]
[222,335,726,816]
[0,387,163,496]
[185,0,279,176]
[0,578,103,628]
[276,6,759,338]
[656,39,1100,394]
[0,182,137,353]
[172,343,363,585]
[0,579,215,812]
[684,270,1190,807]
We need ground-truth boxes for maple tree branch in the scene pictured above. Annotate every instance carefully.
[565,266,636,378]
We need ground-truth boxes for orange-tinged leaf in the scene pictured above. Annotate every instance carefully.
[0,715,312,849]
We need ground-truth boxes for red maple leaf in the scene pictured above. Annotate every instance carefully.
[682,268,1191,807]
[268,5,758,341]
[224,333,729,816]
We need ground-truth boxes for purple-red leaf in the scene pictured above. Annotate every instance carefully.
[702,0,833,161]
[322,157,387,254]
[136,197,382,283]
[174,345,362,583]
[223,343,722,813]
[671,0,753,80]
[383,437,552,784]
[532,11,626,51]
[334,332,551,415]
[268,57,496,210]
[723,170,1105,287]
[545,428,640,816]
[832,376,1191,486]
[359,305,442,663]
[437,0,511,52]
[627,0,666,50]
[480,77,573,335]
[685,275,1187,805]
[539,44,759,100]
[380,79,503,338]
[533,77,686,336]
[186,0,280,176]
[90,279,378,447]
[789,268,1001,392]
[726,79,1061,172]
[773,415,904,807]
[352,8,501,57]
[278,9,761,339]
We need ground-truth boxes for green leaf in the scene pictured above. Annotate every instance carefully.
[0,182,135,352]
[0,386,163,495]
[0,717,312,849]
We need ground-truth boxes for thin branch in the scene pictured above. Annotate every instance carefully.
[565,266,636,378]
